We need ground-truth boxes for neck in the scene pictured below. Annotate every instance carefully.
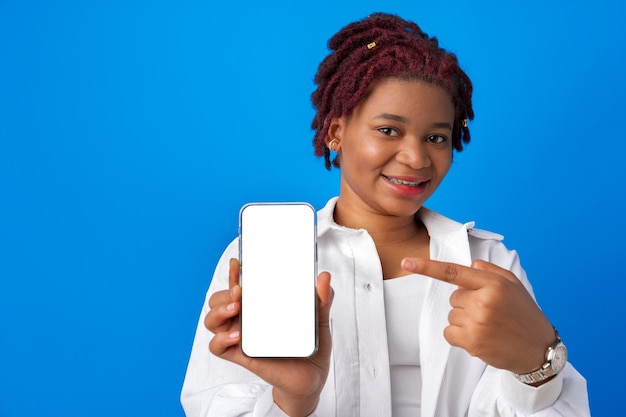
[333,198,423,245]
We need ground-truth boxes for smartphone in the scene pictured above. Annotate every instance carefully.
[238,202,318,358]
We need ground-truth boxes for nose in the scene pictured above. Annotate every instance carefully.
[395,139,431,169]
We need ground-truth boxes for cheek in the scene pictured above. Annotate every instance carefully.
[343,140,387,168]
[433,150,453,177]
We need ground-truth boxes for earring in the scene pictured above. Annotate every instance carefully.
[328,139,339,151]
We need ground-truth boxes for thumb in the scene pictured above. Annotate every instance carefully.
[317,271,333,305]
[471,259,522,284]
[316,271,333,363]
[316,271,333,324]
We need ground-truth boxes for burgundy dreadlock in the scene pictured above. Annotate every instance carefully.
[311,13,474,170]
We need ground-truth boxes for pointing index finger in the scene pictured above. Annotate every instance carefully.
[401,257,489,290]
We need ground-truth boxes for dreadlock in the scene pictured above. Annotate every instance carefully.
[311,12,474,170]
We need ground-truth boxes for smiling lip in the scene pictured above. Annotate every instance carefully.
[382,174,429,197]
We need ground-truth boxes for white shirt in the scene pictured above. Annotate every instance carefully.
[384,275,427,416]
[181,197,590,417]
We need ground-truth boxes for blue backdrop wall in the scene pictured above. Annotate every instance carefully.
[1,1,624,415]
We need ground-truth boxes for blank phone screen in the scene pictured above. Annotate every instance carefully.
[239,203,317,358]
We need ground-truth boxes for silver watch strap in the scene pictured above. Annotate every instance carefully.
[514,364,557,384]
[513,328,563,384]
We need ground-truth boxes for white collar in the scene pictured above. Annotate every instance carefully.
[316,196,473,239]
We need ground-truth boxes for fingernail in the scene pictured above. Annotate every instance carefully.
[402,259,415,270]
[229,287,235,298]
[228,331,240,339]
[226,302,235,311]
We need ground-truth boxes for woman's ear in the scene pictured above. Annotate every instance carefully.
[325,117,345,151]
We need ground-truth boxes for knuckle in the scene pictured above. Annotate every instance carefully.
[472,259,487,269]
[444,264,460,282]
[443,326,454,343]
[208,336,223,356]
[473,295,497,321]
[204,312,216,330]
[473,308,492,326]
[449,290,458,305]
[449,288,464,306]
[205,308,225,331]
[208,292,222,309]
[490,278,508,292]
[447,309,460,326]
[474,292,493,310]
[476,284,505,309]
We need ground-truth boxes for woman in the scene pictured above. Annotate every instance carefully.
[181,13,589,417]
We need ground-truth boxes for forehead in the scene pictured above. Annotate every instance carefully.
[355,78,455,120]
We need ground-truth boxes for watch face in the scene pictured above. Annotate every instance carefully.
[550,343,568,373]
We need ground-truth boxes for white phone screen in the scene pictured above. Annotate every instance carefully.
[239,203,317,358]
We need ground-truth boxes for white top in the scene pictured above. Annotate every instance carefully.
[384,274,428,417]
[181,197,590,417]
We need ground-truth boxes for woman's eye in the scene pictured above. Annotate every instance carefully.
[426,135,446,144]
[378,127,399,137]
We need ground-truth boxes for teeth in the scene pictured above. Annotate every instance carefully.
[385,176,424,187]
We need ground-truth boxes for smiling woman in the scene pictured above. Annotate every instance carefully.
[325,80,456,280]
[181,12,590,417]
[328,79,455,225]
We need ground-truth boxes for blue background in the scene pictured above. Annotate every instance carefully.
[1,1,624,415]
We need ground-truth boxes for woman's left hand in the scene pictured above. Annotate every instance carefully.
[401,257,555,374]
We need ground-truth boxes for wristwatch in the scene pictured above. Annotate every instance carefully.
[513,328,568,385]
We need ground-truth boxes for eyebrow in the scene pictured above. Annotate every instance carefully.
[374,113,408,123]
[431,122,453,130]
[374,113,453,130]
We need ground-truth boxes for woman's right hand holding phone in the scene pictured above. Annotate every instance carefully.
[204,258,334,417]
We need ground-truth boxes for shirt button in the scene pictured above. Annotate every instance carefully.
[366,282,372,291]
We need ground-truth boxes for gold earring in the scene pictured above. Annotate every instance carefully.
[328,139,339,151]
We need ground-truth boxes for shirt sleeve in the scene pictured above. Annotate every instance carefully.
[467,237,591,416]
[469,364,589,416]
[180,239,294,417]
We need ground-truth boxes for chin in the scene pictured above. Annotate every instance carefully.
[383,199,425,218]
